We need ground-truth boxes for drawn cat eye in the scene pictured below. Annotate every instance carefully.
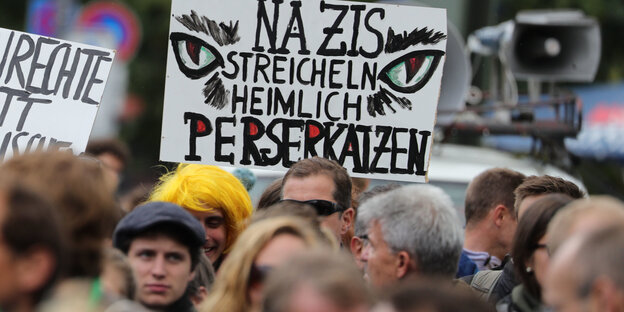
[170,32,224,79]
[378,50,445,93]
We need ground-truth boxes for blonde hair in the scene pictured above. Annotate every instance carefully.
[262,250,372,312]
[148,164,252,253]
[250,201,340,250]
[200,216,328,312]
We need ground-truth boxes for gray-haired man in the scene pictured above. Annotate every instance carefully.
[358,184,463,287]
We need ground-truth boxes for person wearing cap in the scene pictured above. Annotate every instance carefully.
[113,201,206,312]
[148,164,253,270]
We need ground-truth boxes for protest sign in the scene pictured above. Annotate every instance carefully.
[0,27,115,160]
[161,0,447,182]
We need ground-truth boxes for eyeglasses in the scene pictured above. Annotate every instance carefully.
[279,199,346,216]
[248,263,272,285]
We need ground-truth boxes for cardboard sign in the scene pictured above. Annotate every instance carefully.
[0,28,115,160]
[161,0,447,182]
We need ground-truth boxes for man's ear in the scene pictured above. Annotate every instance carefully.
[16,247,56,293]
[492,205,511,227]
[590,276,621,312]
[350,236,362,256]
[188,268,197,283]
[340,208,355,235]
[396,251,415,279]
[190,286,208,306]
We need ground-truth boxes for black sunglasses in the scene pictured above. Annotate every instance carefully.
[279,199,346,216]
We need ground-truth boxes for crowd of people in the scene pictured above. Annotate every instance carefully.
[0,142,623,312]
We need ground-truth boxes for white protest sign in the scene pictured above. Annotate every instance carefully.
[161,0,447,182]
[0,28,115,160]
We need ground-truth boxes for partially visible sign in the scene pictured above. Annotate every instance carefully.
[161,0,447,182]
[77,1,142,62]
[0,27,115,160]
[27,0,59,37]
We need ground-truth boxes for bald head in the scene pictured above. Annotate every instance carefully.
[544,234,585,312]
[547,196,624,254]
[546,226,624,312]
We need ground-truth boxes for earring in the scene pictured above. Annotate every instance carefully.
[526,267,533,273]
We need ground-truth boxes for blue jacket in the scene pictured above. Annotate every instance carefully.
[456,250,479,278]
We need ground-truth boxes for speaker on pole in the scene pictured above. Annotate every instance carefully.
[503,10,601,82]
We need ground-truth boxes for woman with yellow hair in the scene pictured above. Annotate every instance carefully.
[200,216,331,312]
[149,164,253,269]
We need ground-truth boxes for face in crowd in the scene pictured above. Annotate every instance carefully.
[148,164,253,266]
[127,233,195,309]
[360,220,405,287]
[247,232,308,307]
[0,182,63,312]
[282,173,345,238]
[187,209,227,263]
[544,240,586,312]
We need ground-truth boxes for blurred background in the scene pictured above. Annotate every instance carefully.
[1,0,622,201]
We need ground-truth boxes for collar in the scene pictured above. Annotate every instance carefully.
[163,292,196,312]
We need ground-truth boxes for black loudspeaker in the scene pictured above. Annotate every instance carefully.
[504,10,601,82]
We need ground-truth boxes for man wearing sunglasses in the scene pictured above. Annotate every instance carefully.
[281,157,355,243]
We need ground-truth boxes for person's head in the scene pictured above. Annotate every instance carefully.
[201,216,326,312]
[253,200,320,224]
[262,250,372,312]
[149,164,253,264]
[358,184,463,287]
[0,150,118,278]
[351,183,401,271]
[188,254,215,308]
[0,181,63,311]
[100,248,136,300]
[351,177,370,196]
[343,177,370,249]
[349,177,371,216]
[464,168,525,255]
[257,178,284,210]
[85,138,131,191]
[511,193,573,301]
[119,183,152,213]
[252,200,340,250]
[545,226,624,312]
[231,168,257,191]
[547,196,624,255]
[514,175,584,220]
[372,278,496,312]
[281,157,354,240]
[113,201,205,310]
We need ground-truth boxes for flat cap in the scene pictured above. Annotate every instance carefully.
[113,201,205,251]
